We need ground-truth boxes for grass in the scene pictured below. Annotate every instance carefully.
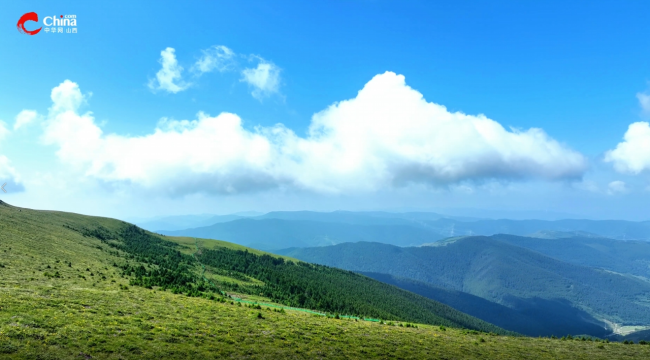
[2,201,650,358]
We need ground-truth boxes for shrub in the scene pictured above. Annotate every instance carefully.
[0,343,19,354]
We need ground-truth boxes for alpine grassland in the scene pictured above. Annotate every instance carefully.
[2,201,650,359]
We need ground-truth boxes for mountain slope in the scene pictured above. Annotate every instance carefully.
[279,238,650,332]
[360,272,610,337]
[488,234,650,278]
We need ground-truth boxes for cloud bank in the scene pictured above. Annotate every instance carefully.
[42,72,587,195]
[605,121,650,174]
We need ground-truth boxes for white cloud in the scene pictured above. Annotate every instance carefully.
[241,57,281,100]
[14,110,40,130]
[42,72,587,195]
[148,47,190,93]
[639,92,650,115]
[604,122,650,174]
[192,45,236,74]
[607,180,627,195]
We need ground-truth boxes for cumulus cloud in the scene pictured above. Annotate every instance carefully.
[148,47,190,93]
[241,57,281,100]
[42,72,587,195]
[607,180,627,195]
[604,122,650,174]
[14,110,40,130]
[639,92,650,115]
[192,45,236,74]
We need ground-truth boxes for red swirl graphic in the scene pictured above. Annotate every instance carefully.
[17,12,42,35]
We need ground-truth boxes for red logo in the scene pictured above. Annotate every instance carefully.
[17,12,42,35]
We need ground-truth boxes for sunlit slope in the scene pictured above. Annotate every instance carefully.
[164,235,298,261]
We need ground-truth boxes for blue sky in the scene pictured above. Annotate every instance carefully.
[1,1,650,220]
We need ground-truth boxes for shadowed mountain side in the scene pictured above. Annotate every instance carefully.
[278,238,650,326]
[613,329,650,343]
[361,272,610,337]
[162,219,442,250]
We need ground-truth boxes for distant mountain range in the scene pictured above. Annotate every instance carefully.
[162,218,437,249]
[159,211,650,251]
[277,235,650,338]
[134,212,262,232]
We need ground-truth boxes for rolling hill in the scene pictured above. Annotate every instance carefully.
[487,234,650,278]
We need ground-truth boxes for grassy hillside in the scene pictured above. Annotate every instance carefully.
[280,238,650,336]
[166,235,296,260]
